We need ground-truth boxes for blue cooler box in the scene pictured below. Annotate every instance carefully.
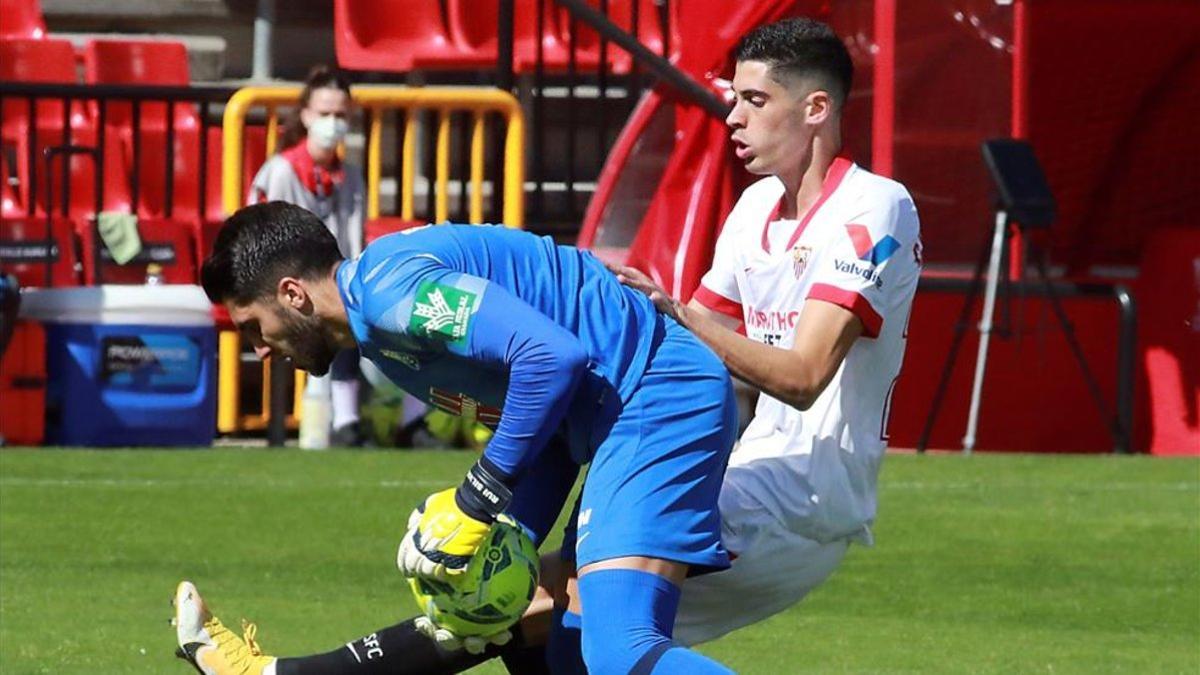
[19,286,217,446]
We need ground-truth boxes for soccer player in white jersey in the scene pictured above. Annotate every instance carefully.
[170,17,920,675]
[615,16,922,642]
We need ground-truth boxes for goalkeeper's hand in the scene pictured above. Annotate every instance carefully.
[397,488,491,579]
[397,459,514,580]
[413,615,513,655]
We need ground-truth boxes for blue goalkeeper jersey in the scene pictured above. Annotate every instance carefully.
[336,224,660,478]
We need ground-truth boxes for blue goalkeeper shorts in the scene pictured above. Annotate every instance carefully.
[558,316,737,574]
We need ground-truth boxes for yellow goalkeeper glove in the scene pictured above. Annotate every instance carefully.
[397,459,513,579]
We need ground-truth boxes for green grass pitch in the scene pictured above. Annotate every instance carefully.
[1,449,1196,673]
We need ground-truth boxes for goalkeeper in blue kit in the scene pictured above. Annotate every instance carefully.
[180,201,737,675]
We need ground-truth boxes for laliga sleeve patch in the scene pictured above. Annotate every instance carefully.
[409,279,481,345]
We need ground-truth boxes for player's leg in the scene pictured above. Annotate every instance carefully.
[174,444,579,675]
[329,349,364,446]
[173,580,276,675]
[673,475,850,645]
[545,499,586,674]
[274,621,495,675]
[273,449,578,674]
[567,318,739,674]
[577,557,732,675]
[277,440,581,674]
[548,478,850,659]
[273,619,551,675]
[174,574,560,675]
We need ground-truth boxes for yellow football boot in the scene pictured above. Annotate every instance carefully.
[172,581,276,675]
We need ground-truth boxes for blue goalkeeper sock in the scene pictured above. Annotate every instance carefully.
[577,568,733,674]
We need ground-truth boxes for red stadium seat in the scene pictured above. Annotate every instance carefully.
[3,132,132,220]
[10,131,132,219]
[0,39,80,158]
[195,126,224,267]
[0,39,129,219]
[0,215,82,287]
[334,0,485,71]
[83,40,191,105]
[448,0,585,72]
[566,0,678,73]
[202,125,268,223]
[76,216,197,285]
[0,38,76,128]
[446,0,671,73]
[194,219,223,271]
[202,126,226,225]
[0,0,47,39]
[335,0,633,73]
[196,125,268,267]
[83,40,203,222]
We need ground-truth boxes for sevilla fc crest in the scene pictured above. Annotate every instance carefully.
[791,245,813,279]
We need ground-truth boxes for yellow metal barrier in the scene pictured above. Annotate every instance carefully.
[215,85,526,434]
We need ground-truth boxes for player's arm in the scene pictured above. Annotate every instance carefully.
[362,258,589,479]
[619,189,917,411]
[682,298,743,332]
[613,264,856,409]
[363,256,588,577]
[679,297,860,410]
[445,283,588,481]
[606,204,744,336]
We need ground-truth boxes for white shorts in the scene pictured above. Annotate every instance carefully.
[674,476,850,645]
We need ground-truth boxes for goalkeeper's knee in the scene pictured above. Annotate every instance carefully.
[577,569,733,674]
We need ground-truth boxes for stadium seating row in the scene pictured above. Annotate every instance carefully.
[0,207,418,291]
[0,37,266,224]
[0,215,198,288]
[0,0,46,40]
[335,0,675,73]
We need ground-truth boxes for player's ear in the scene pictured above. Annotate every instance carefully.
[805,90,833,125]
[277,276,309,311]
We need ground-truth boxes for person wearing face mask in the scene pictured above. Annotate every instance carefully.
[248,65,368,447]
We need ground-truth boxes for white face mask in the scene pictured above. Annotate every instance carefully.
[308,114,349,150]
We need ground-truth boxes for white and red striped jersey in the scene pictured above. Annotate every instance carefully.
[694,158,921,544]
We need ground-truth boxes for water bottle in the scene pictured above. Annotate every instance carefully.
[298,375,332,450]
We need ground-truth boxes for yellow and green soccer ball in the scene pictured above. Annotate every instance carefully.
[408,515,539,637]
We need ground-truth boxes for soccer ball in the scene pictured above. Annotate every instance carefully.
[408,515,539,637]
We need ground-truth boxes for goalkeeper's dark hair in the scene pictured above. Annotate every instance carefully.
[735,17,853,108]
[201,201,343,306]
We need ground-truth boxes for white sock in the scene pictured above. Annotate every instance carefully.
[305,372,332,397]
[331,379,360,430]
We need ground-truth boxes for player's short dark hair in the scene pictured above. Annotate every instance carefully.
[201,201,343,306]
[735,17,853,107]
